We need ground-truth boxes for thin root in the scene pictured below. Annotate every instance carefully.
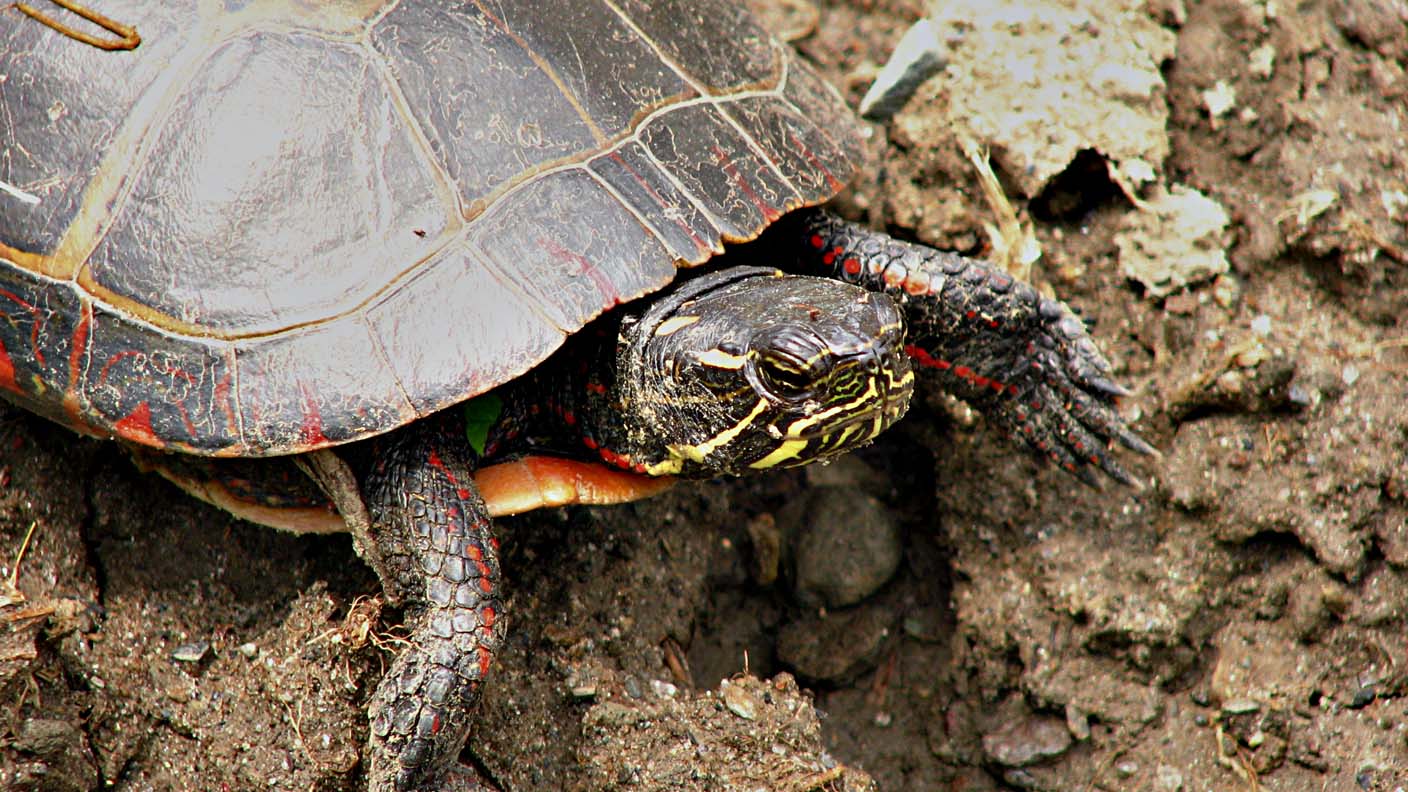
[14,0,140,50]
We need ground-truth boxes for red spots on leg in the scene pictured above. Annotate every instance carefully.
[905,344,951,372]
[843,257,861,276]
[903,271,930,295]
[809,233,825,249]
[426,449,467,496]
[480,605,496,628]
[477,646,492,677]
[906,346,1010,394]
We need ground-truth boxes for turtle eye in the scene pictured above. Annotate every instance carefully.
[757,352,815,398]
[749,326,832,401]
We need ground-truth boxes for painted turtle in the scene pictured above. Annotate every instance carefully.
[1,2,1151,789]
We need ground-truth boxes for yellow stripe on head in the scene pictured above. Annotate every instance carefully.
[749,438,809,469]
[647,398,770,475]
[654,315,701,336]
[693,348,748,370]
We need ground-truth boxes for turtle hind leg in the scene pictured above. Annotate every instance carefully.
[354,422,506,792]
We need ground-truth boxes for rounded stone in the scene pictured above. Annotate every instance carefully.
[782,486,901,609]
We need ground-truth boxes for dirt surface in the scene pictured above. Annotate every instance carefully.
[4,0,1408,790]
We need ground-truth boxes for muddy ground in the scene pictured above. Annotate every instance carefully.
[3,0,1407,790]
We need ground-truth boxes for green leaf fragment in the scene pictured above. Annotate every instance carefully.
[462,393,503,457]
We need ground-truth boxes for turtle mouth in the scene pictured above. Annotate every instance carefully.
[801,382,910,441]
[748,362,913,470]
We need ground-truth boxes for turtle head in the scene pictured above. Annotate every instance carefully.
[616,267,913,477]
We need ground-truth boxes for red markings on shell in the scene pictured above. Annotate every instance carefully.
[113,401,159,446]
[0,341,18,394]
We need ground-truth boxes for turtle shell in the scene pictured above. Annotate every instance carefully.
[0,0,861,456]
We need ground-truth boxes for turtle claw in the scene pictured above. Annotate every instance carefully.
[1118,427,1159,458]
[1086,376,1133,399]
[982,306,1152,485]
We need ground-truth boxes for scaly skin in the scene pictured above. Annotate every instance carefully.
[784,210,1154,484]
[345,209,1150,791]
[360,420,505,792]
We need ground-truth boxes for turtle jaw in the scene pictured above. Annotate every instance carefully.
[743,340,913,471]
[615,266,913,478]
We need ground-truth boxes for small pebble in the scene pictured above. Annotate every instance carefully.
[1116,760,1139,777]
[982,717,1073,768]
[171,641,210,663]
[784,487,901,609]
[1065,704,1091,741]
[859,17,948,120]
[237,642,259,659]
[1222,698,1260,715]
[1156,764,1185,791]
[721,681,758,721]
[775,603,892,683]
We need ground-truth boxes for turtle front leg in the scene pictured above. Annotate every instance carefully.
[788,209,1154,484]
[355,423,506,791]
